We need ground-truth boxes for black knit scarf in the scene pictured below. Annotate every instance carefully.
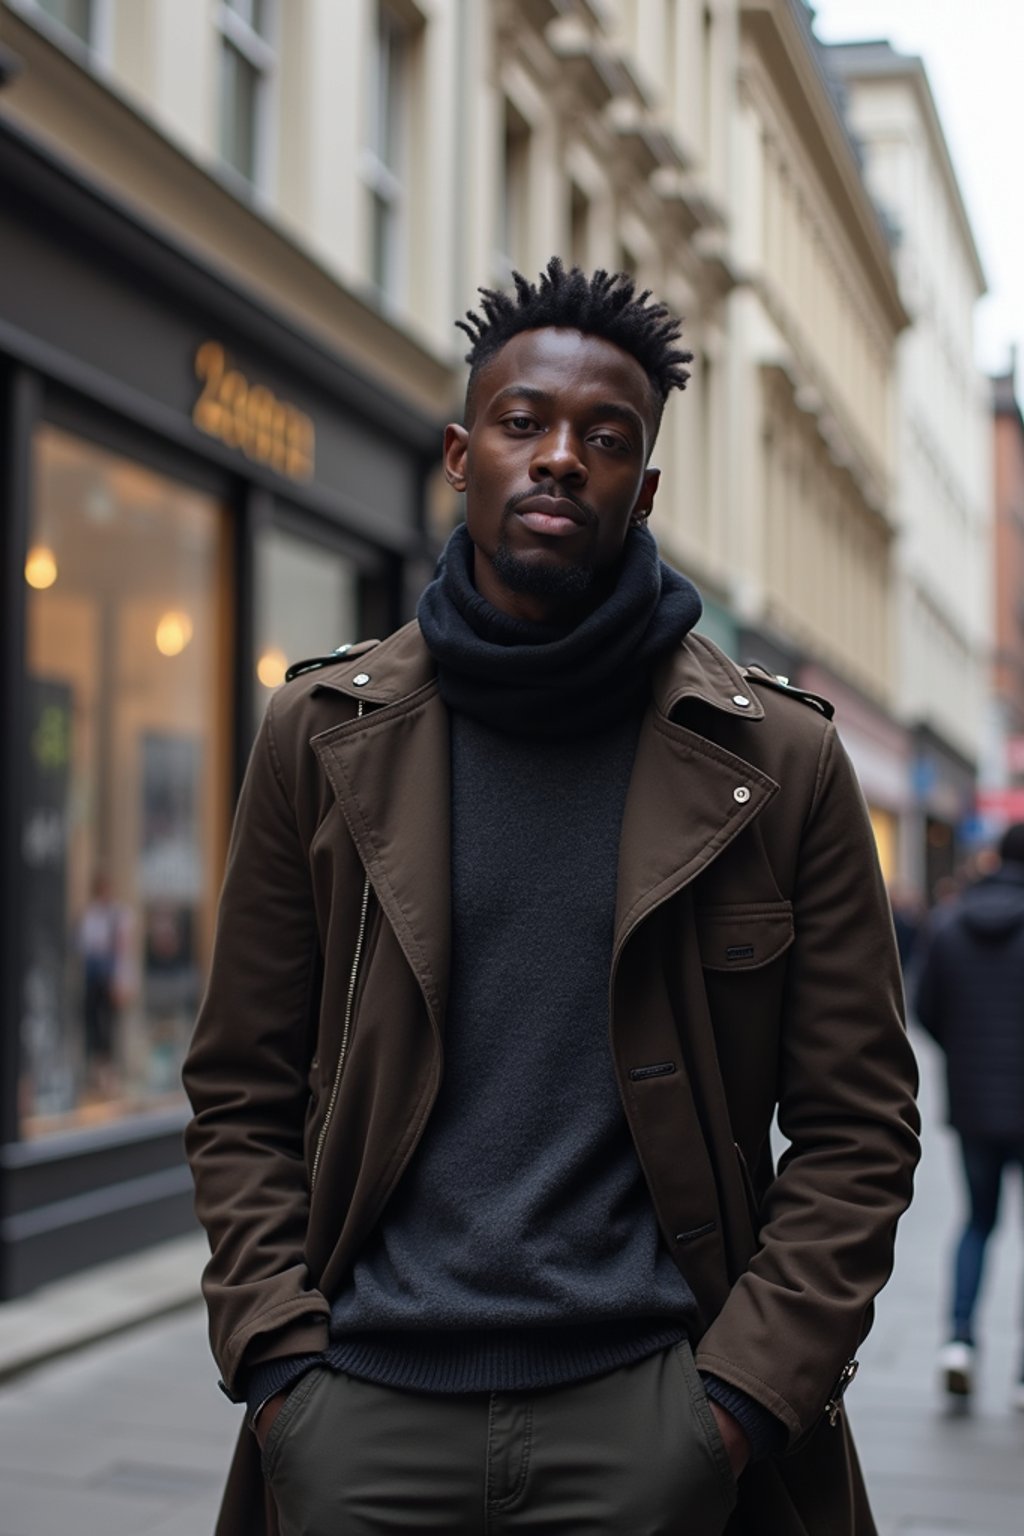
[416,523,703,738]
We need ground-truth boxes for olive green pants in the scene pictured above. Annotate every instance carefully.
[261,1340,738,1535]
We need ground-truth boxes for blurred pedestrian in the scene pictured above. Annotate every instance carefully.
[888,880,925,981]
[185,260,918,1536]
[915,821,1024,1408]
[76,871,129,1096]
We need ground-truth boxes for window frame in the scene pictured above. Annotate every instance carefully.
[7,0,115,67]
[214,0,280,195]
[360,3,418,305]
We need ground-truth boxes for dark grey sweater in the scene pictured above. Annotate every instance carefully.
[325,709,698,1388]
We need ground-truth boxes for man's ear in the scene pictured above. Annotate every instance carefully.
[444,424,468,492]
[632,466,660,523]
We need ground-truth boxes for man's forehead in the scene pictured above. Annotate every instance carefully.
[472,327,656,415]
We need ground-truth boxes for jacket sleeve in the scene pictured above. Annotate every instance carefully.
[695,722,920,1442]
[183,696,331,1400]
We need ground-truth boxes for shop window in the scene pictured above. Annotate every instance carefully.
[253,523,359,731]
[20,427,231,1138]
[217,0,277,188]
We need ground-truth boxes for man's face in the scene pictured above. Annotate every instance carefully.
[443,328,661,620]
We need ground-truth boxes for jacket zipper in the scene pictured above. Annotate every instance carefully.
[310,700,372,1193]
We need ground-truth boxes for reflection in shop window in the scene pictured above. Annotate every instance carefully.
[253,523,358,733]
[20,426,231,1137]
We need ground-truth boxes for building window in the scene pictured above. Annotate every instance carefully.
[498,100,531,278]
[34,0,91,41]
[13,0,112,56]
[216,0,277,188]
[20,427,231,1138]
[364,4,418,300]
[617,240,639,278]
[253,523,359,733]
[569,182,590,271]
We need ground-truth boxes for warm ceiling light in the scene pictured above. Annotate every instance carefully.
[155,610,194,657]
[25,545,58,590]
[257,648,288,689]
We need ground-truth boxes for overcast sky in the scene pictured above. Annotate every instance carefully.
[811,0,1024,382]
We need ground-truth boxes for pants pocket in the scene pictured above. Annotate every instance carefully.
[672,1341,738,1510]
[261,1367,330,1483]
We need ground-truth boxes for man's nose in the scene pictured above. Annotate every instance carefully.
[530,424,587,483]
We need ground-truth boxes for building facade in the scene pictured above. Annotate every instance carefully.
[0,0,447,1295]
[0,0,996,1291]
[983,365,1024,825]
[725,0,910,878]
[0,0,753,1294]
[827,40,991,897]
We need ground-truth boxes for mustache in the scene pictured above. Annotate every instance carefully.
[504,487,598,526]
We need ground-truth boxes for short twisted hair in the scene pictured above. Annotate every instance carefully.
[457,257,693,428]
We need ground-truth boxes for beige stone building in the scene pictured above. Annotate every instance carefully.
[827,40,991,895]
[0,0,752,1289]
[722,0,910,873]
[0,0,984,1286]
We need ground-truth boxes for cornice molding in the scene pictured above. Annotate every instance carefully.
[739,0,908,336]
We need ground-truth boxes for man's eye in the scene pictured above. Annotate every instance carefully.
[505,415,537,431]
[591,432,627,451]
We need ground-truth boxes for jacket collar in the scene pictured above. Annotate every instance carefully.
[313,620,765,726]
[310,622,774,1038]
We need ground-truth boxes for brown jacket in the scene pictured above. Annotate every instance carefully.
[184,621,919,1535]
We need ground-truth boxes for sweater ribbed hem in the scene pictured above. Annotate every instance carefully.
[325,1321,687,1394]
[701,1372,786,1462]
[245,1353,323,1425]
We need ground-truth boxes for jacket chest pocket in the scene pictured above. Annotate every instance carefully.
[695,901,794,972]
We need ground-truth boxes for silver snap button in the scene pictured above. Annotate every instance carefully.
[732,694,750,708]
[352,673,371,686]
[733,786,751,804]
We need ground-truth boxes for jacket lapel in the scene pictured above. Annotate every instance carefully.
[614,635,777,958]
[310,626,450,1033]
[306,624,776,1033]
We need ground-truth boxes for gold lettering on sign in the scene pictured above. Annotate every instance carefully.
[192,342,315,482]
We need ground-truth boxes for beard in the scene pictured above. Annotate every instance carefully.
[491,540,597,599]
[491,504,600,600]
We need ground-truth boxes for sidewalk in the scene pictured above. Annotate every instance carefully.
[0,1028,1021,1534]
[845,1026,1024,1536]
[0,1230,207,1384]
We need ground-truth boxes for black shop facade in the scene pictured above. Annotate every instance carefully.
[0,120,442,1297]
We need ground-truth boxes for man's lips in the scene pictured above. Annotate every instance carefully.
[513,496,588,538]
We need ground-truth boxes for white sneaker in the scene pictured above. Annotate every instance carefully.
[937,1340,974,1396]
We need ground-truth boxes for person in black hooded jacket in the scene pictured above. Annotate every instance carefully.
[915,821,1024,1406]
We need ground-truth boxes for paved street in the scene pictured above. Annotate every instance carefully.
[846,1027,1024,1536]
[0,1027,1021,1535]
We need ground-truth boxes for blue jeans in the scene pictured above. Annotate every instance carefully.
[951,1135,1024,1345]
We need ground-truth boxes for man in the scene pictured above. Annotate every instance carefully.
[915,822,1024,1408]
[185,260,919,1535]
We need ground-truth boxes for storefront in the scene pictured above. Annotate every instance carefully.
[910,725,978,902]
[0,120,443,1296]
[798,665,912,887]
[736,624,802,693]
[695,591,739,660]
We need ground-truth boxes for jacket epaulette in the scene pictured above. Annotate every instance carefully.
[284,639,380,683]
[742,664,835,721]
